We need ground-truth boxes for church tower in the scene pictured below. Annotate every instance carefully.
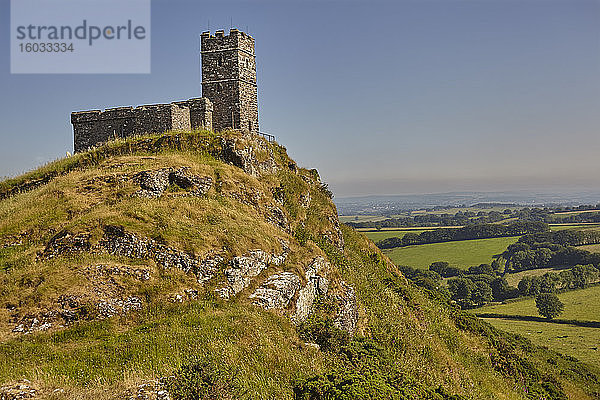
[200,29,259,135]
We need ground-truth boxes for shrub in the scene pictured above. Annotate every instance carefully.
[166,357,234,400]
[298,314,350,353]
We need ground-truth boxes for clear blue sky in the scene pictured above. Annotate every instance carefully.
[1,0,599,197]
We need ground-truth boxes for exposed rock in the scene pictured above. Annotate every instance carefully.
[0,232,29,249]
[197,255,224,283]
[11,291,145,335]
[100,225,218,282]
[333,281,358,335]
[96,296,142,319]
[325,215,344,251]
[133,167,212,198]
[40,230,91,258]
[169,289,199,303]
[216,249,287,299]
[12,310,68,335]
[169,168,212,196]
[304,342,320,351]
[84,264,151,281]
[124,378,171,400]
[299,191,311,208]
[219,137,278,177]
[0,380,36,399]
[293,257,330,323]
[250,272,301,309]
[266,206,289,232]
[134,168,171,198]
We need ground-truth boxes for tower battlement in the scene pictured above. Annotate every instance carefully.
[201,28,258,135]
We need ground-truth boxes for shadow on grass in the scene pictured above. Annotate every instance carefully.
[475,313,600,328]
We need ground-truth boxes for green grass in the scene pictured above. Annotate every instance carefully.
[0,301,328,398]
[382,236,519,270]
[477,286,600,322]
[549,223,600,231]
[480,318,600,366]
[476,286,600,366]
[577,244,600,253]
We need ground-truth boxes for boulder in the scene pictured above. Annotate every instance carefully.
[250,272,301,309]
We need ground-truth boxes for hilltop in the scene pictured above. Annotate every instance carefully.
[0,130,599,399]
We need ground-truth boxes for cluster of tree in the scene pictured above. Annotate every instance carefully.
[376,221,549,249]
[348,210,513,229]
[503,232,600,272]
[444,264,519,308]
[517,265,600,296]
[399,261,518,308]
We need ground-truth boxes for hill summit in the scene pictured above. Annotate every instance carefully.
[0,130,599,399]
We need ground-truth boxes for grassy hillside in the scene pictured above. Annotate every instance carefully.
[0,130,599,399]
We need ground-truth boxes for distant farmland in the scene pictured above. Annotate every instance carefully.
[377,236,519,270]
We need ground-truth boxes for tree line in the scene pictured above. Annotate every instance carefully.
[376,221,549,249]
[346,203,600,229]
[503,230,600,272]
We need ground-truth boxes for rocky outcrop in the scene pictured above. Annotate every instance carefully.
[324,215,344,251]
[100,225,220,282]
[40,230,91,258]
[0,380,37,399]
[249,272,300,309]
[299,191,311,208]
[219,137,278,177]
[84,264,151,281]
[11,294,143,334]
[96,296,143,318]
[134,169,171,198]
[265,206,289,232]
[333,281,358,335]
[134,167,212,198]
[169,289,199,303]
[216,249,287,299]
[293,257,330,323]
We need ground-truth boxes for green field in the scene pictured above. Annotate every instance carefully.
[478,286,600,321]
[362,228,436,242]
[477,286,600,365]
[549,223,600,231]
[380,236,519,270]
[481,318,600,366]
[338,215,391,223]
[577,244,600,254]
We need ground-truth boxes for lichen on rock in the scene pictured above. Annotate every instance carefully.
[249,272,301,309]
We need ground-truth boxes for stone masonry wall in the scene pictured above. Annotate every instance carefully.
[72,98,212,152]
[72,28,258,152]
[201,29,259,135]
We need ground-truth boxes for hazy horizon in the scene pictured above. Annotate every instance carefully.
[1,0,599,198]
